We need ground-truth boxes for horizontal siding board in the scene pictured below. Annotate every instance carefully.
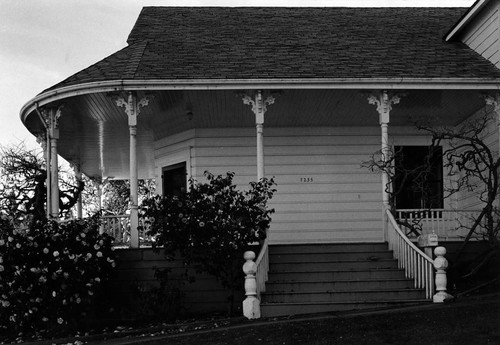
[461,3,499,66]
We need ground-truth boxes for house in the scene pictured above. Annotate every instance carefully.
[20,1,500,317]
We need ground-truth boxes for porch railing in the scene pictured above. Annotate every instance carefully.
[395,209,482,240]
[100,215,153,246]
[386,209,435,299]
[255,238,270,297]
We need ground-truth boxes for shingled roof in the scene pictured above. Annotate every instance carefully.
[45,7,500,92]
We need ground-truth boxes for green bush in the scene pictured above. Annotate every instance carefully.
[0,215,116,334]
[140,171,276,312]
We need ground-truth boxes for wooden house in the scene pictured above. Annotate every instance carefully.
[20,0,500,317]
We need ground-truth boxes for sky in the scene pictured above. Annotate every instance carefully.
[0,0,475,152]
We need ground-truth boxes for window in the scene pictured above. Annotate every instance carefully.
[393,146,443,209]
[162,162,187,196]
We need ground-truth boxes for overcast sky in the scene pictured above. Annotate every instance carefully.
[0,0,475,151]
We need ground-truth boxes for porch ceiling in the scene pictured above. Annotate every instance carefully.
[23,88,486,180]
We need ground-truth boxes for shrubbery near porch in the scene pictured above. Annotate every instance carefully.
[140,171,276,314]
[0,215,116,335]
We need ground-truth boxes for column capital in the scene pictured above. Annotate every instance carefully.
[367,90,403,125]
[39,106,63,139]
[242,90,276,124]
[483,92,500,116]
[115,92,154,126]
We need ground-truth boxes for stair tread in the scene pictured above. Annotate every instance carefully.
[267,278,414,283]
[263,288,424,294]
[271,250,391,255]
[271,258,396,263]
[262,299,430,306]
[269,268,404,273]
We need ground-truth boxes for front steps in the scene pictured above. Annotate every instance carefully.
[261,243,429,317]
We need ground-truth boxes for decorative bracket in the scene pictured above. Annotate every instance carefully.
[242,90,276,124]
[368,90,402,125]
[115,92,154,126]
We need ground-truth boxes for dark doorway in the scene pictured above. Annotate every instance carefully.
[162,162,187,196]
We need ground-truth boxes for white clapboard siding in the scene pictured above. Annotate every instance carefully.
[460,0,500,68]
[154,126,445,244]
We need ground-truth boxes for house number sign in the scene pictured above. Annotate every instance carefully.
[300,177,314,183]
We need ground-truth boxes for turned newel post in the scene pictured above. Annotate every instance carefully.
[433,246,453,303]
[243,251,260,319]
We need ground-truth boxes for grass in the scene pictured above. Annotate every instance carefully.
[124,293,500,345]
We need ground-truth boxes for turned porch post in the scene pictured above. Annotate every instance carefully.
[39,107,63,219]
[242,90,275,180]
[368,91,402,240]
[115,92,152,248]
[484,93,500,208]
[72,163,83,219]
[36,134,51,218]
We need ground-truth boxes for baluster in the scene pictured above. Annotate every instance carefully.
[433,246,453,303]
[243,251,260,319]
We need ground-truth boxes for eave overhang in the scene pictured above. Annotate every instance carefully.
[20,77,500,124]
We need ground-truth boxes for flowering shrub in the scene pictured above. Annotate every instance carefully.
[140,171,276,313]
[0,214,116,334]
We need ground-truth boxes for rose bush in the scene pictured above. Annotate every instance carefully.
[140,171,276,313]
[0,214,116,334]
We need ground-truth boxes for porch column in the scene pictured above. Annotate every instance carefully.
[368,91,401,209]
[115,92,152,248]
[39,107,63,219]
[368,91,401,241]
[242,90,275,180]
[72,163,83,219]
[484,93,500,208]
[484,93,500,159]
[36,134,50,218]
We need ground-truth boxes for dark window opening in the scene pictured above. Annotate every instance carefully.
[394,146,443,209]
[162,162,187,197]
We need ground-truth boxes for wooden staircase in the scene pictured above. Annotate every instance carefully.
[261,243,429,317]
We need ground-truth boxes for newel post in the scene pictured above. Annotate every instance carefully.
[433,246,453,303]
[242,251,260,319]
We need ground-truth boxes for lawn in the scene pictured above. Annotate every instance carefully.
[118,293,500,345]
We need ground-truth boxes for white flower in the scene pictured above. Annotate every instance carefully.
[96,251,102,258]
[0,240,4,246]
[0,265,4,272]
[15,243,21,249]
[42,317,48,322]
[80,233,86,238]
[86,253,92,259]
[94,244,100,250]
[7,237,13,242]
[53,251,59,257]
[52,291,56,297]
[57,317,64,324]
[43,248,49,254]
[94,277,101,283]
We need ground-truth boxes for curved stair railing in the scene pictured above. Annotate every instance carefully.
[255,238,269,297]
[386,209,435,299]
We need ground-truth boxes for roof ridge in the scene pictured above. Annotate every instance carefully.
[122,40,148,79]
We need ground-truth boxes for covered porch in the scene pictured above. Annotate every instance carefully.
[20,84,497,247]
